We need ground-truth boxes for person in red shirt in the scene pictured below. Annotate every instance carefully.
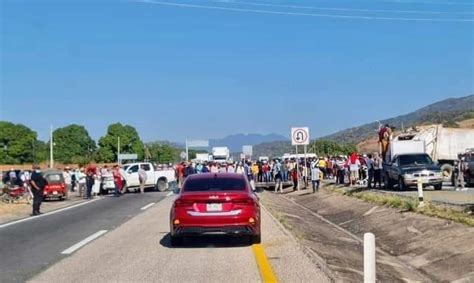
[85,162,97,199]
[176,163,185,188]
[291,168,298,191]
[112,165,123,197]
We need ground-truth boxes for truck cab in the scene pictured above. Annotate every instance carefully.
[384,153,443,190]
[122,162,176,192]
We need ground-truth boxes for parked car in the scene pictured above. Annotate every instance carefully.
[121,162,176,192]
[42,169,68,200]
[383,153,443,190]
[169,173,261,246]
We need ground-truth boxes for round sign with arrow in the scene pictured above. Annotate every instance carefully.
[291,127,310,145]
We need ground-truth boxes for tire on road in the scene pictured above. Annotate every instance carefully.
[251,234,261,245]
[156,179,167,192]
[440,163,454,183]
[434,183,442,190]
[170,236,183,247]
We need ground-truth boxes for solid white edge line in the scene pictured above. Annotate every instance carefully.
[0,197,102,229]
[61,230,108,255]
[166,192,173,197]
[140,202,155,210]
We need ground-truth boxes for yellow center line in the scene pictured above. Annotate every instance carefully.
[252,244,278,283]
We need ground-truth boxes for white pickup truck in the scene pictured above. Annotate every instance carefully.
[121,162,176,192]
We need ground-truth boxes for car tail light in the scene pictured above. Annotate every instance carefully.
[174,199,194,207]
[233,198,256,205]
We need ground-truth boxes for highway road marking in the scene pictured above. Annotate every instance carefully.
[61,230,108,255]
[141,203,155,210]
[166,192,174,197]
[252,244,278,283]
[0,197,102,230]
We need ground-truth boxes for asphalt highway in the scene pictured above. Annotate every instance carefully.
[26,194,328,282]
[0,191,168,283]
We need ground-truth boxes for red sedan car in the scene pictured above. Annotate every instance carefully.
[170,173,261,246]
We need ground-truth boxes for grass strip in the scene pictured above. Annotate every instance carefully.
[326,185,474,227]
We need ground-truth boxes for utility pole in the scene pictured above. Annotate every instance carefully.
[50,125,54,168]
[185,139,189,162]
[117,137,121,164]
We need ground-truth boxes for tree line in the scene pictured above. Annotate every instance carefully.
[0,121,182,165]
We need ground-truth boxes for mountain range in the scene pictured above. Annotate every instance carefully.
[209,133,288,153]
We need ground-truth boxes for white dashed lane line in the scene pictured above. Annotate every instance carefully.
[140,203,155,210]
[61,230,108,255]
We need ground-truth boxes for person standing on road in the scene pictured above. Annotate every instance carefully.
[273,160,283,194]
[455,156,467,191]
[291,168,298,191]
[366,154,375,188]
[63,167,72,193]
[138,165,147,194]
[311,164,321,193]
[112,165,123,197]
[210,163,218,173]
[85,162,96,199]
[77,168,86,197]
[30,165,48,216]
[373,153,383,189]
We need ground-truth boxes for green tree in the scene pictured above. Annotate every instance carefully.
[97,123,144,163]
[0,121,38,164]
[147,143,179,164]
[309,140,357,156]
[52,124,96,164]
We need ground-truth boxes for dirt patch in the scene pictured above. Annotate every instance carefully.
[0,191,88,224]
[260,187,474,282]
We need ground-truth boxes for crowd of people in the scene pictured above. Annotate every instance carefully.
[173,152,385,194]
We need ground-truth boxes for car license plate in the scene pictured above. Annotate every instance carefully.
[207,203,222,212]
[53,191,58,195]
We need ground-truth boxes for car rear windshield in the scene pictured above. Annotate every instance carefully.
[183,177,246,192]
[399,155,433,166]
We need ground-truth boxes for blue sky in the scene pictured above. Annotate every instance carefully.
[1,0,473,143]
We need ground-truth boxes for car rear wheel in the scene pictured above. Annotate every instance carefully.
[250,234,261,244]
[434,183,442,190]
[170,236,183,247]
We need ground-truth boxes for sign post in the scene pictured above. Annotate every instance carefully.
[186,139,209,162]
[291,127,310,190]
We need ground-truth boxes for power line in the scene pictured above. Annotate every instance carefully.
[214,0,474,15]
[287,0,474,5]
[137,0,474,22]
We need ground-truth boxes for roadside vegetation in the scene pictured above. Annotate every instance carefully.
[326,185,474,227]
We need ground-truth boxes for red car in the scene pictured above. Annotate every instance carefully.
[170,173,261,246]
[42,169,68,201]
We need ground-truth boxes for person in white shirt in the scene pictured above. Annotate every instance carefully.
[63,167,72,192]
[138,165,147,194]
[311,165,321,193]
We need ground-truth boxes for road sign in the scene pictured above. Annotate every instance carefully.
[242,145,253,156]
[187,140,209,148]
[118,153,138,160]
[291,127,310,146]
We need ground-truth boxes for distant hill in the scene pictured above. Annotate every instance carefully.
[209,133,288,153]
[322,94,474,144]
